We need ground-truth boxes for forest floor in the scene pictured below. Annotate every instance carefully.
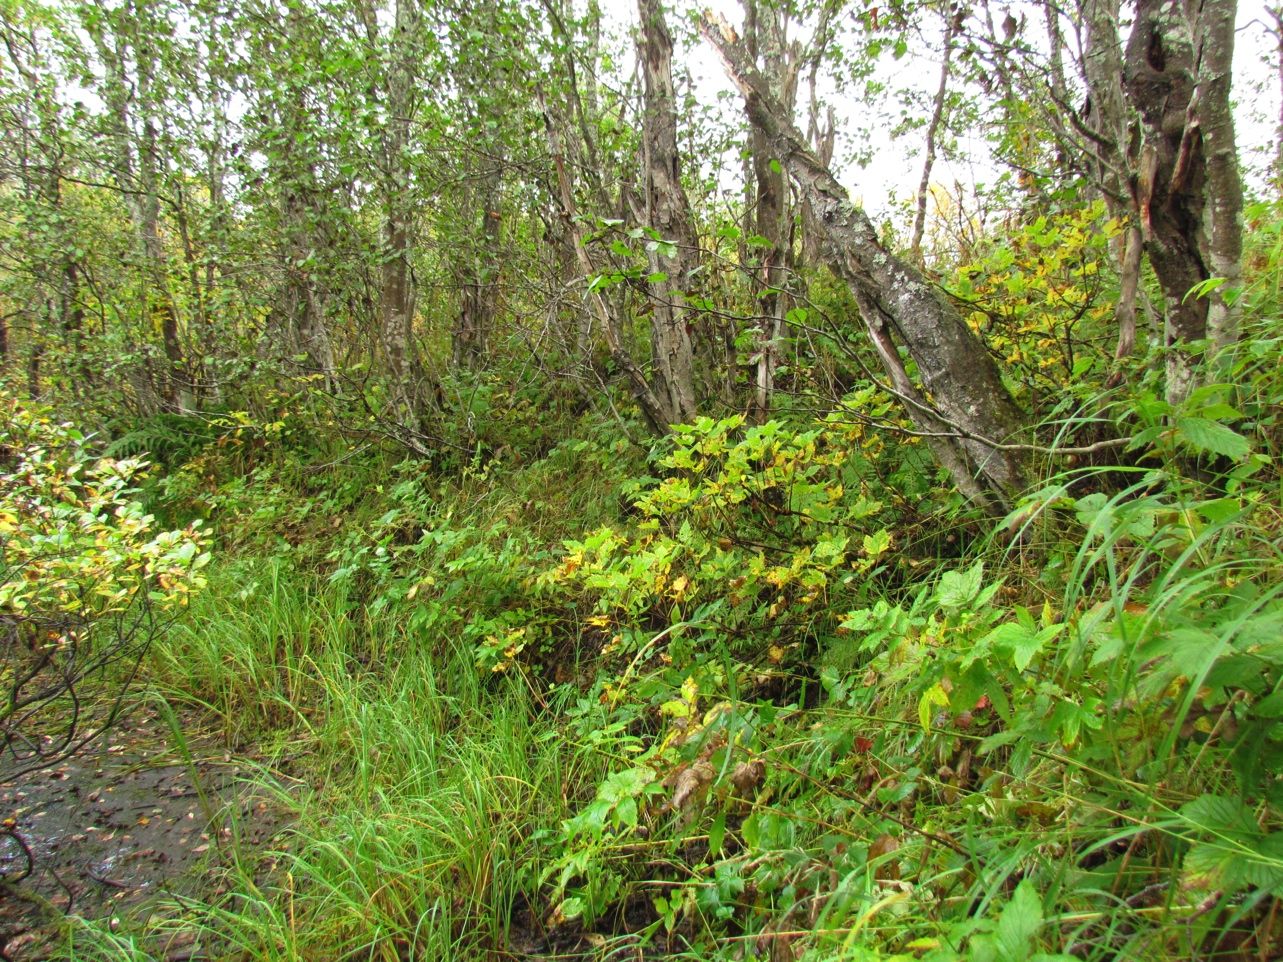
[0,707,288,961]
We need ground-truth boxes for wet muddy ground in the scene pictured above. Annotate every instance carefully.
[0,707,288,960]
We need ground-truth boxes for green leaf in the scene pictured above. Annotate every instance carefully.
[1253,690,1283,718]
[709,812,726,856]
[983,621,1051,672]
[936,560,985,608]
[861,529,892,560]
[1176,417,1250,459]
[995,880,1042,961]
[645,239,678,258]
[1181,794,1256,834]
[1182,276,1228,302]
[1197,497,1242,524]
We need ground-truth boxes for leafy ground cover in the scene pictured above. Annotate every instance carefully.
[4,312,1277,960]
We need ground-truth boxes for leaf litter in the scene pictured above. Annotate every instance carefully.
[0,705,290,960]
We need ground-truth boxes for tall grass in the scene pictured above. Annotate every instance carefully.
[66,558,605,962]
[65,324,1283,960]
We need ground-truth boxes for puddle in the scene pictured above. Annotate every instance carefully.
[0,708,287,960]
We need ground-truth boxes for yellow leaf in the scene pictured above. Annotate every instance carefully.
[670,574,690,600]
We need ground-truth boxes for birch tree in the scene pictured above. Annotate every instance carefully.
[703,11,1030,513]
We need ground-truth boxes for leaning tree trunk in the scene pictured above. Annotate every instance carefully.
[702,12,1029,514]
[637,0,699,428]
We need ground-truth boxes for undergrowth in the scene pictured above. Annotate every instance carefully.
[48,314,1283,960]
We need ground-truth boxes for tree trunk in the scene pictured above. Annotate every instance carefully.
[454,187,502,370]
[281,180,338,393]
[702,12,1029,513]
[799,6,835,270]
[90,0,188,411]
[910,11,959,263]
[273,10,338,394]
[1080,0,1143,361]
[637,0,699,428]
[1122,0,1243,405]
[1272,6,1283,190]
[378,0,427,434]
[743,0,798,423]
[134,8,188,411]
[1193,0,1243,370]
[539,85,671,433]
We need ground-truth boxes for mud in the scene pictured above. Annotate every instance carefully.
[0,707,288,960]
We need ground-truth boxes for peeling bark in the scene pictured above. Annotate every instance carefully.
[1122,0,1243,405]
